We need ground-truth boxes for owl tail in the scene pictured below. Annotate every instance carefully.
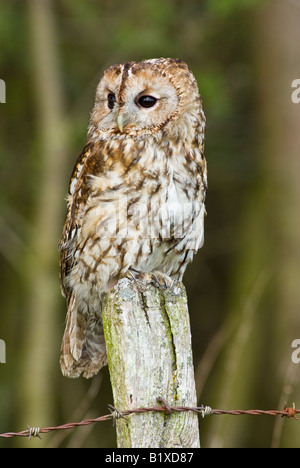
[60,293,107,378]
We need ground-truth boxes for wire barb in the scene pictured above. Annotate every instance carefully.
[107,404,128,426]
[157,397,173,415]
[27,426,42,440]
[282,403,298,420]
[199,406,212,418]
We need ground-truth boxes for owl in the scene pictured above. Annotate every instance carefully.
[59,58,207,378]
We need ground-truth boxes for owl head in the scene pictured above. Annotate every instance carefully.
[88,58,204,142]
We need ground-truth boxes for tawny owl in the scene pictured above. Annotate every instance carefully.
[59,58,207,378]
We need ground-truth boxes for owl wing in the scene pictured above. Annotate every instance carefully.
[59,142,108,378]
[59,142,103,298]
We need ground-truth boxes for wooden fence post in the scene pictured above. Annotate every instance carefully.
[102,278,200,448]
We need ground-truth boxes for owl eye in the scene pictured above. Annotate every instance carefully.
[107,93,116,110]
[137,95,157,108]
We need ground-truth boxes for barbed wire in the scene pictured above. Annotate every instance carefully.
[0,399,298,440]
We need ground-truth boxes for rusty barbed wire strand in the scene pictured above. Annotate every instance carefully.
[0,401,298,440]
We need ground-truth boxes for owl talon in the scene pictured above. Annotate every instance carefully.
[124,268,153,286]
[151,271,173,290]
[123,269,137,282]
[124,268,172,290]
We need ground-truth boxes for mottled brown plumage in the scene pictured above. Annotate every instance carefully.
[59,58,207,378]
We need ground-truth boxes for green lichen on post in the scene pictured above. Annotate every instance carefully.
[102,278,200,448]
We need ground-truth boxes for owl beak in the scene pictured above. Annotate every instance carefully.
[117,114,124,133]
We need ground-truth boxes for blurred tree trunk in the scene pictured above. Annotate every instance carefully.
[204,0,300,448]
[16,0,69,447]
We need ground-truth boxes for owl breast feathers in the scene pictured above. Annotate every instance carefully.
[59,58,207,378]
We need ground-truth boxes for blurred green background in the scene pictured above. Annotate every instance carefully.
[0,0,300,448]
